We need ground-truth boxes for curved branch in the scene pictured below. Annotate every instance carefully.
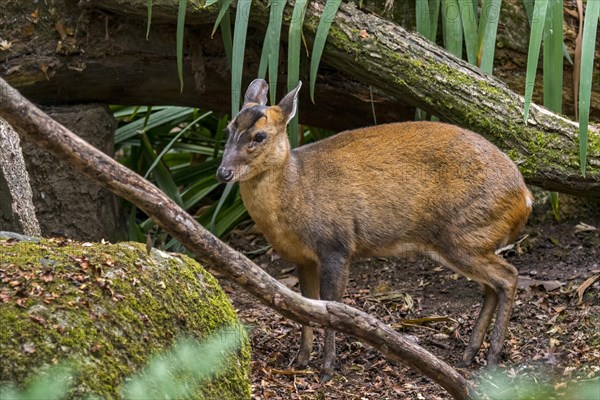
[0,77,473,399]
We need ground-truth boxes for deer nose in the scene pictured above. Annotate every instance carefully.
[217,167,234,183]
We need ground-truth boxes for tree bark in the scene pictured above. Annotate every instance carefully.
[1,0,598,196]
[0,118,41,236]
[0,77,473,400]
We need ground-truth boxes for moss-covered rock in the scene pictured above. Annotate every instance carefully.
[0,238,251,399]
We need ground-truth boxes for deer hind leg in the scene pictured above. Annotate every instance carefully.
[427,250,518,367]
[295,263,320,368]
[319,253,349,383]
[484,254,518,366]
[460,285,498,367]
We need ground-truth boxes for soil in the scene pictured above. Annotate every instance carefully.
[215,190,600,399]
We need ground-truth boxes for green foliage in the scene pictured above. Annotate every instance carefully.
[0,326,244,400]
[310,0,343,102]
[146,0,153,39]
[523,0,598,176]
[475,369,599,400]
[287,0,309,148]
[578,0,600,176]
[231,0,252,116]
[0,364,75,400]
[267,1,288,105]
[442,0,463,58]
[122,326,245,399]
[113,106,246,246]
[523,0,548,123]
[477,0,501,73]
[177,0,188,93]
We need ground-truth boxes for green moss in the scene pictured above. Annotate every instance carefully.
[0,239,250,399]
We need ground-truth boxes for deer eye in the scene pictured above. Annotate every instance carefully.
[253,132,267,143]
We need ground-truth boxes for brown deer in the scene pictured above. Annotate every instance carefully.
[217,79,532,382]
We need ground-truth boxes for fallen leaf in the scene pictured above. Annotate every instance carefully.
[518,276,565,292]
[0,40,12,51]
[575,274,599,304]
[23,342,36,354]
[28,314,47,326]
[574,222,598,233]
[277,275,299,288]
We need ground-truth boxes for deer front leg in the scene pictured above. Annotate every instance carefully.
[295,263,320,368]
[319,253,349,383]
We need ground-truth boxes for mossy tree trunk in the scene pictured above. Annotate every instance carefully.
[1,0,598,196]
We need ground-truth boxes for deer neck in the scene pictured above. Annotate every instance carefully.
[239,151,296,222]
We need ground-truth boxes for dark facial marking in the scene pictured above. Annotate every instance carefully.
[233,105,267,142]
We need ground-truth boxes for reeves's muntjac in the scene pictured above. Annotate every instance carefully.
[217,79,532,381]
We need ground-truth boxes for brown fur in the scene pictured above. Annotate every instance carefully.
[218,80,533,380]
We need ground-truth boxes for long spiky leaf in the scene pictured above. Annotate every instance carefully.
[144,112,212,179]
[220,5,233,67]
[176,0,188,93]
[523,0,549,123]
[146,0,153,39]
[543,0,564,113]
[267,0,288,104]
[212,0,233,36]
[458,0,478,64]
[442,0,463,58]
[478,0,502,73]
[578,0,600,175]
[416,0,432,39]
[231,0,252,115]
[287,0,309,148]
[310,0,343,102]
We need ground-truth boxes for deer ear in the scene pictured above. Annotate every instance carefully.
[243,79,269,106]
[277,81,302,125]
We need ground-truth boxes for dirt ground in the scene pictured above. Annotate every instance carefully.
[216,189,600,399]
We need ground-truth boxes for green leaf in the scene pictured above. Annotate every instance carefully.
[206,0,219,5]
[523,0,549,123]
[144,112,212,179]
[287,0,309,148]
[182,177,220,209]
[441,0,463,58]
[146,0,153,40]
[115,107,194,143]
[176,0,188,93]
[258,33,270,79]
[213,114,228,159]
[477,0,502,73]
[122,326,244,399]
[524,0,572,65]
[550,191,560,221]
[543,0,563,113]
[458,0,478,64]
[416,0,432,38]
[141,133,184,207]
[310,0,343,102]
[231,0,252,115]
[128,206,146,242]
[267,0,288,105]
[578,0,599,176]
[213,197,248,237]
[211,0,233,37]
[220,5,233,67]
[22,363,74,400]
[210,182,235,233]
[429,0,442,41]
